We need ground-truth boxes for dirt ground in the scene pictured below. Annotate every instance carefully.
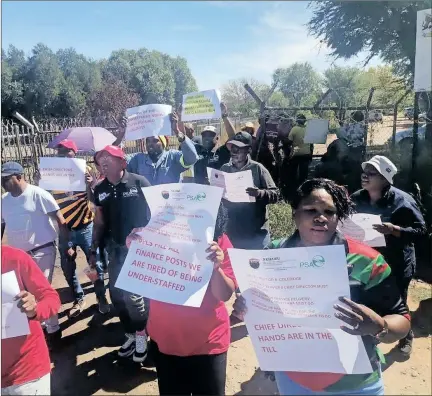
[48,250,431,396]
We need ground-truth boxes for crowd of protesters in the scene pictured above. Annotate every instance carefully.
[1,102,428,396]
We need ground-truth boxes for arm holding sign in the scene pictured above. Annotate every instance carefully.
[171,113,199,168]
[207,235,237,302]
[15,249,61,321]
[372,203,426,242]
[246,164,279,204]
[221,102,236,139]
[112,116,128,147]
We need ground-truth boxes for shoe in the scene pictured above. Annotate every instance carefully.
[118,333,136,358]
[69,299,86,318]
[398,336,413,357]
[97,297,110,315]
[133,332,148,363]
[46,329,62,350]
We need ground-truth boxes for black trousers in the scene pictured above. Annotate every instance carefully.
[396,275,414,341]
[152,341,227,395]
[282,155,311,200]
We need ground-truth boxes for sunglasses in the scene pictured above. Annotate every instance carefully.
[362,170,379,177]
[1,175,13,182]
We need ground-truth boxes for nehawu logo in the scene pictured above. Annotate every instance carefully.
[249,258,260,269]
[162,191,170,200]
[300,255,325,268]
[187,192,206,202]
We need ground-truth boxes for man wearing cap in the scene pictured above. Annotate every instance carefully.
[49,139,110,317]
[351,155,427,357]
[220,132,279,249]
[91,145,152,363]
[1,161,70,344]
[127,112,199,185]
[193,125,231,184]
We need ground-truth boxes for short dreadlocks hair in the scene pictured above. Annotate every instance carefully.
[290,178,355,221]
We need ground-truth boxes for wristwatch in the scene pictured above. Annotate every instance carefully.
[374,319,389,340]
[67,241,74,249]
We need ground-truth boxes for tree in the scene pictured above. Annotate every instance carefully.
[272,62,322,107]
[0,44,197,119]
[87,77,140,120]
[323,66,362,108]
[307,1,431,83]
[22,43,66,117]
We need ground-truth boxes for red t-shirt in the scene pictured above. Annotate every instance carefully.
[147,234,237,356]
[1,246,61,387]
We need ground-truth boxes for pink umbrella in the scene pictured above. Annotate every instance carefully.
[47,127,117,152]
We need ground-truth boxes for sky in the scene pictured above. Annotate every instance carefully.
[2,1,383,90]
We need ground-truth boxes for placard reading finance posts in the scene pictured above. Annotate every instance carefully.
[125,104,173,141]
[115,183,223,307]
[39,157,86,192]
[181,89,222,122]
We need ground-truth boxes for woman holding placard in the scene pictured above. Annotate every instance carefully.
[231,178,411,395]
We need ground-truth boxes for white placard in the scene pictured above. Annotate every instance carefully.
[414,9,432,92]
[115,183,223,307]
[2,271,31,339]
[227,246,372,374]
[207,168,255,203]
[39,157,86,192]
[181,89,222,122]
[304,119,329,144]
[338,214,386,247]
[125,104,173,141]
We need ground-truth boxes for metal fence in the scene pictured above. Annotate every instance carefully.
[1,116,258,184]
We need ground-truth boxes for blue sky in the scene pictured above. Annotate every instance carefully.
[2,1,382,90]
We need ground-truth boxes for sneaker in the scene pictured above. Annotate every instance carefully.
[97,297,110,315]
[398,336,413,357]
[46,329,62,350]
[133,332,148,363]
[118,333,136,358]
[69,299,86,318]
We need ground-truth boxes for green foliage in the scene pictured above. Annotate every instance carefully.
[269,202,296,240]
[307,1,431,83]
[273,62,322,107]
[1,43,198,119]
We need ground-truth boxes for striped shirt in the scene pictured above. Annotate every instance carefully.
[51,166,94,230]
[51,190,94,230]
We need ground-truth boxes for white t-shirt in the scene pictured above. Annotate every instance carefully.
[2,184,60,251]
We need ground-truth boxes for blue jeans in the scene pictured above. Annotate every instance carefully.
[274,371,384,395]
[59,222,106,303]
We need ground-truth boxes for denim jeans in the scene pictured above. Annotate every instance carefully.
[274,371,384,395]
[59,222,106,303]
[106,240,149,333]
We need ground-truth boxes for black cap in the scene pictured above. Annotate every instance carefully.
[227,132,253,148]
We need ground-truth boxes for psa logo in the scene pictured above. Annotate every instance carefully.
[187,192,206,202]
[249,258,260,269]
[161,191,170,200]
[300,255,325,268]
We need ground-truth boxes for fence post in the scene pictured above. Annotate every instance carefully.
[14,125,23,164]
[412,92,420,184]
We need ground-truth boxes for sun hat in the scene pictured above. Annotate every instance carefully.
[362,155,397,184]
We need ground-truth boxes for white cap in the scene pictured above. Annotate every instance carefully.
[202,125,217,134]
[362,155,398,184]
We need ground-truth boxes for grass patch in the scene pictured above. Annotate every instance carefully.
[269,202,295,240]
